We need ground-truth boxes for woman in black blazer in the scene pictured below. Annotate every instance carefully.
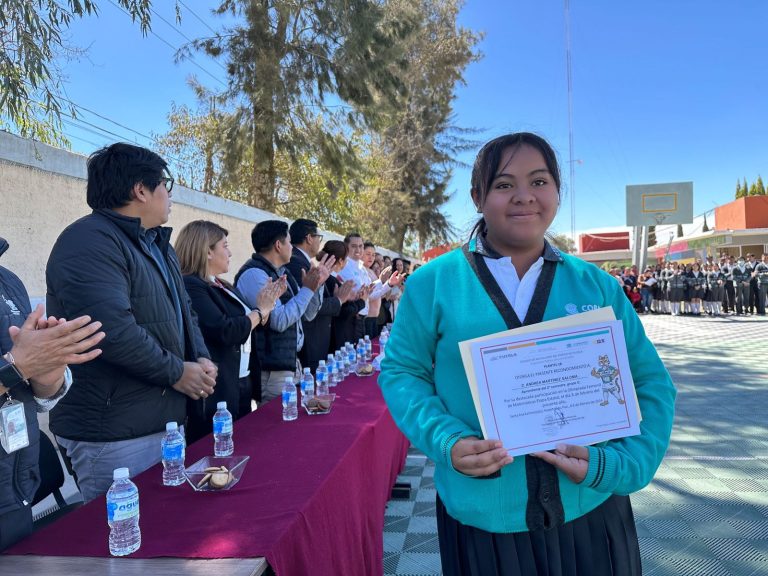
[176,220,283,443]
[320,241,368,354]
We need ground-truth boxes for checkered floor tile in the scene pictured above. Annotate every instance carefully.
[383,314,768,575]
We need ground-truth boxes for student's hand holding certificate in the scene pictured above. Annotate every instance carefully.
[451,437,514,477]
[531,444,589,483]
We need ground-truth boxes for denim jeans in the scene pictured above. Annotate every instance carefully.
[57,429,171,503]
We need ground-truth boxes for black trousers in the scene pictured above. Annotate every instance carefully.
[0,504,33,552]
[437,494,641,576]
[749,281,759,313]
[364,317,379,338]
[723,281,735,312]
[354,315,366,341]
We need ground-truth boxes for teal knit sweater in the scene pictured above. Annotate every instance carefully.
[379,246,676,533]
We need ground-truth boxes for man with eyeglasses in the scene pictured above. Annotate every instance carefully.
[46,142,216,502]
[285,219,352,371]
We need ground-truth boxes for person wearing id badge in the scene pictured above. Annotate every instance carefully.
[379,133,676,575]
[0,237,104,551]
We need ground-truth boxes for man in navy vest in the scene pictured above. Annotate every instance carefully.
[236,221,333,401]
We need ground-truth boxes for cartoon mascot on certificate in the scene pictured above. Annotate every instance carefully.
[591,354,626,406]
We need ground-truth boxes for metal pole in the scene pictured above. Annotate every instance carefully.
[564,0,576,245]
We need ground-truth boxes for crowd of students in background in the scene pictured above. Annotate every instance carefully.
[608,253,768,317]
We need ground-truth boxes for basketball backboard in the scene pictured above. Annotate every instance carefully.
[626,181,693,226]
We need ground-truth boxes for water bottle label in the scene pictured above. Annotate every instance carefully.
[107,495,139,522]
[213,419,233,434]
[282,390,290,403]
[316,372,326,383]
[162,443,184,461]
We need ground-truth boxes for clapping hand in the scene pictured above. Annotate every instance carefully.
[256,277,284,315]
[356,284,373,301]
[8,305,105,382]
[333,279,356,303]
[387,270,404,287]
[302,254,335,291]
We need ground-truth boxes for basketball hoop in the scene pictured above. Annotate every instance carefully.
[653,213,668,226]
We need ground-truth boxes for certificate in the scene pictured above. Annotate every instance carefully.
[462,318,641,456]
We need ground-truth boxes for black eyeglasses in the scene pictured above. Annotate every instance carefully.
[311,233,324,242]
[159,176,174,193]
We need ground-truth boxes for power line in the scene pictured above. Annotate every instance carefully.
[178,0,218,35]
[148,6,228,74]
[106,0,226,87]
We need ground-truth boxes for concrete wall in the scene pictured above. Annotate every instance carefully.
[715,196,768,230]
[0,131,399,301]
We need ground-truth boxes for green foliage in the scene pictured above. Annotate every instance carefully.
[753,175,765,196]
[363,0,481,252]
[181,0,417,211]
[546,232,576,254]
[0,0,155,144]
[156,0,480,254]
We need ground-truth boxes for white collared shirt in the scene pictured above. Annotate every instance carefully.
[341,257,378,316]
[211,276,252,377]
[483,256,544,321]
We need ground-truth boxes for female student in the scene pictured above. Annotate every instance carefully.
[379,133,676,575]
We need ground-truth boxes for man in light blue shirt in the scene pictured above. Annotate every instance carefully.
[235,220,333,401]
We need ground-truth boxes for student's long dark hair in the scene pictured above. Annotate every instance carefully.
[469,133,562,239]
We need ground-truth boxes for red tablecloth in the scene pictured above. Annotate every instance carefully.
[7,371,409,576]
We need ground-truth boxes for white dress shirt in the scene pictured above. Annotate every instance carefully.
[483,256,544,322]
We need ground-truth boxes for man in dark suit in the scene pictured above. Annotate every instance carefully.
[286,219,353,371]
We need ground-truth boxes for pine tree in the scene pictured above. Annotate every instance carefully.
[677,223,684,238]
[756,175,766,195]
[749,180,759,196]
[648,225,656,246]
[183,0,417,210]
[736,179,746,198]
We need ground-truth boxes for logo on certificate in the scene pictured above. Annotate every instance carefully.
[590,355,626,407]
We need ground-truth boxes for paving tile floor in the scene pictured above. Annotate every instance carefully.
[383,313,768,576]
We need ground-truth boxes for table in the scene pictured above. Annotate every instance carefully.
[2,370,409,576]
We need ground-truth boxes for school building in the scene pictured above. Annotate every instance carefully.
[577,196,768,267]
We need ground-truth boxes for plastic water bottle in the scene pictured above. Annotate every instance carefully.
[326,354,336,378]
[346,342,356,374]
[330,366,340,387]
[107,467,141,556]
[213,402,234,457]
[380,329,389,357]
[301,367,315,404]
[316,360,329,396]
[336,350,347,378]
[161,421,185,486]
[364,335,373,361]
[282,377,298,421]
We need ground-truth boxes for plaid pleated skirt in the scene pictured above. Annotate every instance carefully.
[436,494,642,576]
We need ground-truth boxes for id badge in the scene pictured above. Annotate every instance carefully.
[0,399,30,454]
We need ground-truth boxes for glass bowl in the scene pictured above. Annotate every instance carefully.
[184,455,250,492]
[354,362,375,377]
[302,393,336,415]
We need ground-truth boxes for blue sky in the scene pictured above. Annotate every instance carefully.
[56,1,768,242]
